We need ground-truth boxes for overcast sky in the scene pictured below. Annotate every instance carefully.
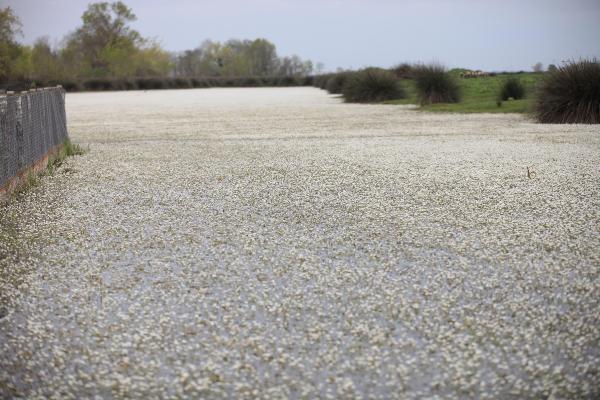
[2,0,599,72]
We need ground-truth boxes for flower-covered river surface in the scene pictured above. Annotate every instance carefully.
[1,87,599,399]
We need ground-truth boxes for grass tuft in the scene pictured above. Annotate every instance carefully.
[48,139,86,173]
[499,78,525,101]
[342,68,404,103]
[414,63,461,105]
[534,59,600,124]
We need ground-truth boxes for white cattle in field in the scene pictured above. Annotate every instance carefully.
[461,70,490,78]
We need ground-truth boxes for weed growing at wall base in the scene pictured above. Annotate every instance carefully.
[9,139,87,202]
[46,140,87,175]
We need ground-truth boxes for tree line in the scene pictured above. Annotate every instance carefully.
[0,2,318,88]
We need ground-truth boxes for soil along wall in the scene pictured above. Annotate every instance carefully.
[0,87,69,200]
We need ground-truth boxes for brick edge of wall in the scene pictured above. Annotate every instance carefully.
[0,141,65,203]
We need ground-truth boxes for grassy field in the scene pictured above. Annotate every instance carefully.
[385,71,544,113]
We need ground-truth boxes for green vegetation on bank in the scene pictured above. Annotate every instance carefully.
[318,66,543,113]
[383,71,544,113]
[322,60,599,122]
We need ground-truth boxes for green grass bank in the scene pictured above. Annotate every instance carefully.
[385,71,544,113]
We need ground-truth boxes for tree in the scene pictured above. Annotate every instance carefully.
[279,55,313,77]
[0,6,22,43]
[315,62,325,74]
[31,37,64,82]
[0,7,24,81]
[132,42,172,77]
[1,2,316,85]
[63,1,142,77]
[532,62,544,72]
[248,39,279,76]
[171,38,314,79]
[174,48,204,77]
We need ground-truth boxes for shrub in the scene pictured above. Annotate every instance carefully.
[413,63,461,105]
[266,77,278,86]
[120,79,138,90]
[301,75,315,86]
[136,78,167,90]
[191,78,209,88]
[83,79,114,91]
[311,76,321,87]
[499,78,525,101]
[104,79,137,91]
[342,68,404,103]
[278,76,299,86]
[313,75,328,89]
[0,81,35,91]
[241,77,261,87]
[391,63,414,79]
[30,80,46,89]
[164,79,175,88]
[204,77,220,87]
[534,59,600,124]
[59,81,81,92]
[315,74,332,90]
[173,78,192,89]
[325,72,351,94]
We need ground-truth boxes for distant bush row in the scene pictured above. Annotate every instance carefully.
[1,76,316,93]
[315,59,599,124]
[315,64,461,105]
[315,68,406,103]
